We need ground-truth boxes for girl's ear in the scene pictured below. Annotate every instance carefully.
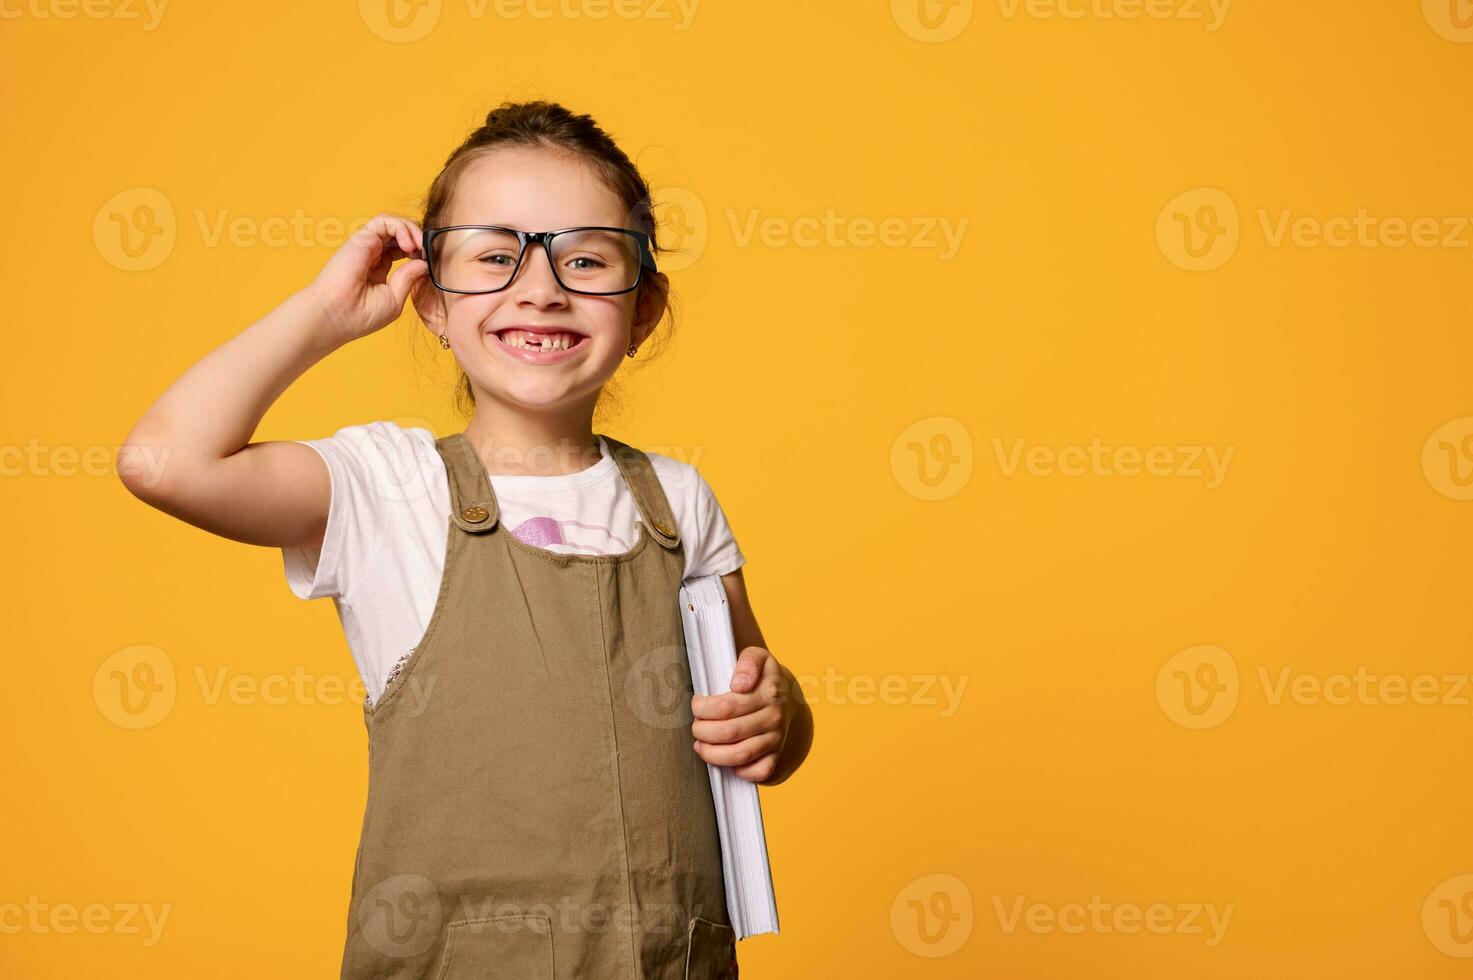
[410,275,445,337]
[630,271,670,348]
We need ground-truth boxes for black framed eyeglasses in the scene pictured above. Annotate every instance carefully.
[422,225,658,296]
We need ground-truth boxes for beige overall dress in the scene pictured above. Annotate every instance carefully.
[339,430,737,979]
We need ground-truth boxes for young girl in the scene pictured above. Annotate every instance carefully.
[120,100,812,979]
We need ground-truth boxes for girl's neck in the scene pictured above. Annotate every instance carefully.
[462,407,603,478]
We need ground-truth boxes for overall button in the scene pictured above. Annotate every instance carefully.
[651,519,674,537]
[462,505,489,523]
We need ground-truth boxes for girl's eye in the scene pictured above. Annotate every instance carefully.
[477,253,516,266]
[566,255,608,270]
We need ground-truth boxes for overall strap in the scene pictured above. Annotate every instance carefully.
[599,433,682,551]
[439,431,500,533]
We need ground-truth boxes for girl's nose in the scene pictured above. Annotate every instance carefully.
[507,242,568,306]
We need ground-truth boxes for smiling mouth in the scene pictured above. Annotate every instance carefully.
[492,329,587,352]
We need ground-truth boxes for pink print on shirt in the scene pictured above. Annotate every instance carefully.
[509,516,634,555]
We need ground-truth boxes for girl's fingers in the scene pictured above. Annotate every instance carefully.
[386,259,428,305]
[693,730,783,768]
[351,214,423,266]
[691,688,766,719]
[691,704,782,745]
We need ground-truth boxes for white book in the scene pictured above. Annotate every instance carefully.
[679,574,781,940]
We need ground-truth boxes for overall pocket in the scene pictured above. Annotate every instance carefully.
[432,913,554,980]
[684,916,737,980]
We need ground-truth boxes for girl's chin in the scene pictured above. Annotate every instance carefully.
[465,375,602,410]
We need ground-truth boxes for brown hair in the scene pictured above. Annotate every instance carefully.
[415,100,675,421]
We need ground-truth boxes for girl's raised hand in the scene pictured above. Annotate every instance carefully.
[304,213,429,345]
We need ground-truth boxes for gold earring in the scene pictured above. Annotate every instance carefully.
[439,332,451,350]
[626,344,638,358]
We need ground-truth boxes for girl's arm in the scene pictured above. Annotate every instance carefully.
[118,215,427,551]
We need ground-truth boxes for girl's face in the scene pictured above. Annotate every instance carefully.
[415,145,666,417]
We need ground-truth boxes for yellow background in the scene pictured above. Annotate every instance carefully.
[5,0,1473,975]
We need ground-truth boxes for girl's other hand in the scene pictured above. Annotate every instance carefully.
[304,212,429,345]
[691,646,796,785]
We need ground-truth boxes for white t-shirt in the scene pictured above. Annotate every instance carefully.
[280,421,745,706]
